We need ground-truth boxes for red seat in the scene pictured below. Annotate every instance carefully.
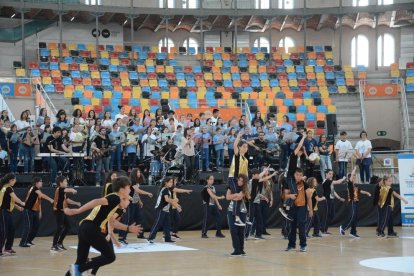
[55,84,64,93]
[52,77,62,85]
[50,57,59,62]
[247,53,255,60]
[111,78,121,86]
[73,78,82,85]
[299,79,308,87]
[188,87,197,92]
[41,70,51,77]
[204,60,213,67]
[120,98,129,106]
[324,66,333,72]
[102,98,110,106]
[316,53,325,60]
[92,79,101,86]
[267,66,276,73]
[80,51,90,58]
[89,64,98,71]
[148,52,156,59]
[70,64,79,70]
[148,73,157,80]
[166,73,176,80]
[206,47,213,53]
[205,80,215,87]
[406,62,414,69]
[315,128,325,136]
[278,73,288,80]
[306,121,315,129]
[109,52,119,58]
[94,105,103,113]
[291,53,299,60]
[29,62,39,69]
[151,87,160,92]
[242,80,251,87]
[184,66,192,73]
[274,59,283,66]
[121,59,130,66]
[195,73,203,80]
[150,99,159,106]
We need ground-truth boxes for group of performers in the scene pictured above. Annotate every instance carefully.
[0,128,408,275]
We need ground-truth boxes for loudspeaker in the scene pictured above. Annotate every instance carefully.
[71,98,79,105]
[13,61,22,68]
[268,106,277,113]
[316,120,325,128]
[296,121,305,128]
[39,42,47,48]
[313,98,321,106]
[224,47,232,53]
[142,91,150,99]
[326,114,338,135]
[288,106,296,113]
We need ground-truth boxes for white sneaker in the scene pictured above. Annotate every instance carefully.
[234,219,246,227]
[279,208,292,221]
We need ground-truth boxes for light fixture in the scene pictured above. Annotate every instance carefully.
[11,13,16,18]
[70,16,75,22]
[123,19,128,25]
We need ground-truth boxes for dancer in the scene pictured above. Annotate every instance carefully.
[201,175,225,238]
[0,173,25,256]
[320,170,346,235]
[226,174,250,256]
[279,173,290,239]
[118,168,153,244]
[285,168,312,252]
[377,176,408,238]
[19,177,54,247]
[64,176,142,276]
[103,171,118,196]
[339,166,371,238]
[228,131,249,226]
[260,168,275,236]
[147,177,181,243]
[51,176,81,252]
[279,135,307,220]
[170,177,192,240]
[305,177,325,238]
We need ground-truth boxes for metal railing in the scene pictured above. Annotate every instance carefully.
[34,78,58,118]
[358,79,367,131]
[399,78,411,150]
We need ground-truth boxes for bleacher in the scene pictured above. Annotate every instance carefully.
[16,42,360,134]
[406,62,414,93]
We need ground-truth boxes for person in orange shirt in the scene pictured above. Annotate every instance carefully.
[285,168,313,252]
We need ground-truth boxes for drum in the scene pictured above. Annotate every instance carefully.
[149,158,161,177]
[308,152,320,164]
[165,165,184,183]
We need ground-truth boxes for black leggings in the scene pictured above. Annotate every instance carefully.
[76,221,116,274]
[52,211,70,246]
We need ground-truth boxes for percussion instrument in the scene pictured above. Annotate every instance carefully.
[165,165,184,183]
[38,153,85,158]
[308,152,320,164]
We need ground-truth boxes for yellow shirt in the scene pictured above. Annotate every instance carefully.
[229,154,248,178]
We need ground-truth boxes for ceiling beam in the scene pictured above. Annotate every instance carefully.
[138,14,150,30]
[173,15,184,32]
[245,15,254,31]
[154,17,165,32]
[261,17,271,32]
[280,15,288,31]
[317,14,324,31]
[354,13,360,29]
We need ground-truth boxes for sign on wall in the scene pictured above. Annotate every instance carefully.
[398,154,414,226]
[0,83,14,96]
[364,84,398,98]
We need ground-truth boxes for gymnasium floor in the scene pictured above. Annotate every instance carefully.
[1,227,414,276]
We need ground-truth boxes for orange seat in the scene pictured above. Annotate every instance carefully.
[316,113,326,121]
[170,87,179,98]
[322,98,332,105]
[275,99,284,106]
[307,105,317,113]
[296,113,305,121]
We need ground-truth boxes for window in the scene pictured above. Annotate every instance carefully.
[159,0,175,8]
[377,0,393,4]
[279,37,295,53]
[255,0,269,9]
[204,33,220,48]
[352,0,368,6]
[254,37,270,52]
[182,0,198,8]
[278,0,293,9]
[351,35,369,67]
[158,37,175,52]
[183,37,199,54]
[85,0,101,5]
[377,33,395,67]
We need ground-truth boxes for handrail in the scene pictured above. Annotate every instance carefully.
[244,100,252,125]
[0,92,16,122]
[358,79,367,131]
[34,79,58,118]
[399,77,411,150]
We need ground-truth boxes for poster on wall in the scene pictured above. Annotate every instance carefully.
[398,154,414,226]
[0,83,14,96]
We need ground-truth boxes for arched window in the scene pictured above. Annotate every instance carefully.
[377,33,395,67]
[278,0,293,9]
[183,0,198,8]
[254,37,270,52]
[182,37,199,54]
[159,0,174,8]
[158,37,175,52]
[377,0,393,4]
[279,37,295,53]
[351,34,369,68]
[255,0,269,9]
[352,0,368,6]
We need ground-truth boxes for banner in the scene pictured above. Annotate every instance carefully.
[364,84,398,98]
[14,83,32,97]
[0,83,14,96]
[398,154,414,226]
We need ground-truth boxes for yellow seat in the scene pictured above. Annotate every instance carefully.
[48,43,58,50]
[15,68,26,77]
[145,59,154,66]
[241,92,249,100]
[258,92,267,100]
[327,105,337,113]
[42,77,52,85]
[338,86,347,93]
[104,90,112,98]
[316,72,325,79]
[80,64,89,71]
[204,53,213,60]
[165,66,174,73]
[265,99,273,106]
[305,66,314,73]
[197,91,206,99]
[204,73,213,80]
[75,85,84,91]
[91,71,100,79]
[73,105,83,111]
[86,44,95,51]
[321,91,330,99]
[91,98,100,106]
[214,60,223,67]
[390,70,400,78]
[248,66,257,73]
[406,77,414,84]
[345,71,354,79]
[343,65,352,72]
[161,91,169,99]
[271,86,281,93]
[64,90,73,98]
[256,53,264,60]
[51,49,60,57]
[325,51,333,59]
[227,99,236,107]
[132,87,141,98]
[223,73,231,80]
[68,43,76,51]
[177,80,186,87]
[151,46,158,53]
[110,58,120,66]
[100,51,109,58]
[303,99,313,106]
[261,80,269,87]
[282,53,290,60]
[286,66,295,73]
[121,79,130,86]
[289,79,298,87]
[149,79,158,87]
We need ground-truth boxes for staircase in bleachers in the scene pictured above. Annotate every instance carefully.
[405,62,414,149]
[15,42,360,134]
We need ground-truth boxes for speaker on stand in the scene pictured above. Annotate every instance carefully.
[326,114,338,136]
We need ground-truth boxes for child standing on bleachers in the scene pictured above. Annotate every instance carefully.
[213,127,225,169]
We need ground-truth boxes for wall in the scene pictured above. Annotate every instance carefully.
[0,22,123,69]
[364,98,401,146]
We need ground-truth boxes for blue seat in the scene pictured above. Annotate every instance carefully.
[159,79,168,87]
[298,53,306,60]
[326,72,335,80]
[250,74,259,81]
[326,59,334,65]
[74,90,83,98]
[75,57,84,64]
[176,72,185,80]
[224,80,232,87]
[246,99,256,106]
[187,79,196,87]
[189,100,198,108]
[81,71,90,78]
[276,92,285,99]
[296,65,304,73]
[152,92,160,99]
[132,45,142,52]
[288,73,297,80]
[130,98,140,106]
[251,47,259,54]
[129,72,138,80]
[157,53,167,60]
[297,105,307,113]
[101,71,110,79]
[222,67,230,73]
[30,69,40,77]
[259,73,268,80]
[62,77,72,85]
[143,46,151,52]
[276,66,285,73]
[335,72,345,78]
[142,86,150,93]
[406,69,414,77]
[244,87,253,93]
[85,85,94,91]
[306,113,316,121]
[146,66,155,73]
[291,86,299,93]
[100,58,109,65]
[103,106,112,113]
[138,53,148,60]
[223,60,232,67]
[238,54,247,60]
[169,60,177,66]
[357,65,366,72]
[40,49,50,57]
[193,66,202,73]
[93,91,103,98]
[270,79,279,87]
[297,72,306,79]
[307,59,316,66]
[336,78,345,86]
[111,99,120,107]
[260,47,268,53]
[119,52,129,59]
[317,106,327,113]
[284,60,293,66]
[251,79,260,87]
[406,83,414,92]
[81,98,91,105]
[311,92,321,98]
[232,73,240,80]
[314,45,324,52]
[105,45,114,52]
[284,99,293,106]
[109,65,118,72]
[39,63,49,70]
[239,60,248,67]
[102,79,111,86]
[63,57,73,64]
[213,53,222,60]
[188,47,196,55]
[328,85,338,94]
[303,91,311,99]
[139,73,147,79]
[49,63,59,70]
[287,113,296,122]
[113,91,122,99]
[315,66,323,73]
[258,60,267,66]
[307,79,317,86]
